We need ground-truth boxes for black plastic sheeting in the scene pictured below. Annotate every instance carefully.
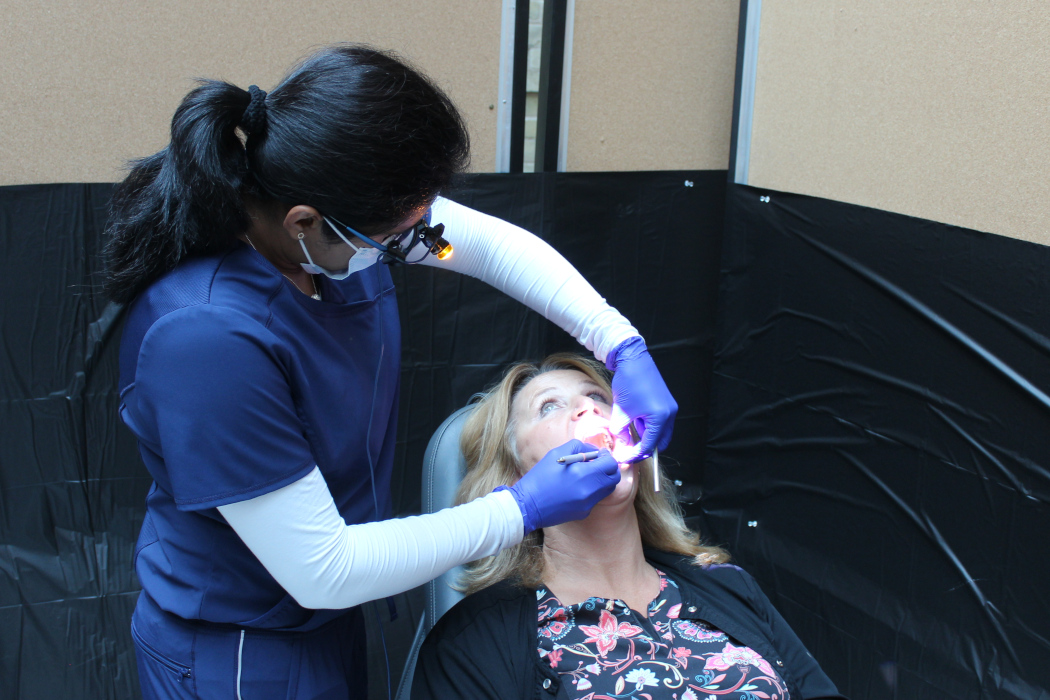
[0,183,144,699]
[6,172,1049,700]
[391,171,726,517]
[704,184,1050,699]
[0,172,727,699]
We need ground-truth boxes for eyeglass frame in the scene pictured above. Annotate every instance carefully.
[325,211,449,266]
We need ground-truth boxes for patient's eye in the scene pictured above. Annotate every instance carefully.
[539,398,560,416]
[588,390,610,404]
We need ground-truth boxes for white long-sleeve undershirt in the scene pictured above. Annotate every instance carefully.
[219,199,639,610]
[218,468,523,610]
[422,197,639,364]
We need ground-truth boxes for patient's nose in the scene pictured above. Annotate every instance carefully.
[572,396,601,418]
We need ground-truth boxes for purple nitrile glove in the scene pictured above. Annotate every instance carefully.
[605,336,678,462]
[500,439,620,534]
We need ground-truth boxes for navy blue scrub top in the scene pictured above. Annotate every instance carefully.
[118,243,401,631]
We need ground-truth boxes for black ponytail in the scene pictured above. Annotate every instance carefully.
[104,44,470,304]
[104,81,253,303]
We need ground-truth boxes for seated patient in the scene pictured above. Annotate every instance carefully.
[413,354,845,700]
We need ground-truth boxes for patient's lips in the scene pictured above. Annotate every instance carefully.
[574,414,612,448]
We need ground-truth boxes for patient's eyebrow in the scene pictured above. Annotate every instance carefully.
[530,385,561,407]
[575,379,610,399]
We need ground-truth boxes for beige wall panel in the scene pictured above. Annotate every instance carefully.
[567,0,739,171]
[748,1,1050,245]
[0,1,501,185]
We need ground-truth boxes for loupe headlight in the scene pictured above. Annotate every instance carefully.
[381,220,453,265]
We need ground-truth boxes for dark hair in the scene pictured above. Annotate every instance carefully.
[103,45,471,303]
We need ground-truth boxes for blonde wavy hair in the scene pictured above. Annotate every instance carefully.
[456,353,729,595]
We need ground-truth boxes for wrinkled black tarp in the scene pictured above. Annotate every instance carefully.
[392,172,727,516]
[705,185,1050,699]
[6,172,1049,700]
[0,172,726,699]
[0,183,144,699]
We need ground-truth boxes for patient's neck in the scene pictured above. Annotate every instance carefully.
[541,501,659,616]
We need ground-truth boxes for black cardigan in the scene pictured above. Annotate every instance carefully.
[413,549,846,700]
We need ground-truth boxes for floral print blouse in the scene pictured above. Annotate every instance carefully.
[536,570,789,700]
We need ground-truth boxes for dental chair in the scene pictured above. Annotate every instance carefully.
[393,405,474,700]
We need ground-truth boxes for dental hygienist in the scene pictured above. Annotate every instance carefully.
[106,45,677,700]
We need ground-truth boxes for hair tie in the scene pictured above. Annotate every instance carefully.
[240,85,268,136]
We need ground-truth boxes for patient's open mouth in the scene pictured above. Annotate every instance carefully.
[591,430,615,451]
[574,416,618,454]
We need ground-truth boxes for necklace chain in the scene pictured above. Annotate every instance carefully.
[244,234,321,300]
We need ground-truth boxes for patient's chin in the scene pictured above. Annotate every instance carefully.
[595,463,638,508]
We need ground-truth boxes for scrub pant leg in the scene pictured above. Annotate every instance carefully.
[131,592,367,700]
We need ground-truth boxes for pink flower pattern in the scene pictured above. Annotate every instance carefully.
[536,571,789,700]
[704,642,777,678]
[537,596,575,642]
[671,646,692,669]
[578,609,645,657]
[672,618,728,643]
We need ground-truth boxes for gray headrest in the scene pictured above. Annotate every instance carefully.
[420,405,475,628]
[421,405,474,515]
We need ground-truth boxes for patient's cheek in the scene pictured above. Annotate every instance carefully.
[519,425,569,469]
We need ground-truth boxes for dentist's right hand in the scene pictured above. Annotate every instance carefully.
[499,439,621,534]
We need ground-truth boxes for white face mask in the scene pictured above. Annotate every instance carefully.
[298,218,382,280]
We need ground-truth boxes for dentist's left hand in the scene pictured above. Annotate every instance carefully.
[607,336,678,462]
